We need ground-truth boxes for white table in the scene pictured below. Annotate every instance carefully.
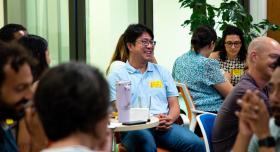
[109,116,159,152]
[109,116,159,132]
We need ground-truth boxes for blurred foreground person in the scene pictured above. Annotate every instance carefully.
[34,62,111,152]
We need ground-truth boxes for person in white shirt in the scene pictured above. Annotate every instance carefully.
[33,62,111,152]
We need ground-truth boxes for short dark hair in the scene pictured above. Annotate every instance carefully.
[191,25,217,53]
[123,24,154,53]
[216,25,247,61]
[34,62,110,141]
[18,34,49,81]
[0,42,34,86]
[0,24,27,42]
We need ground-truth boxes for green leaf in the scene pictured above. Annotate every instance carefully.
[179,0,280,37]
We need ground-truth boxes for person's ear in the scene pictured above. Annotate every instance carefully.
[126,43,134,52]
[250,51,257,62]
[208,41,215,51]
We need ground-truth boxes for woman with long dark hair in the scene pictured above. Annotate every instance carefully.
[210,25,247,86]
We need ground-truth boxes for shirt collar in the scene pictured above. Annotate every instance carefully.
[125,61,154,74]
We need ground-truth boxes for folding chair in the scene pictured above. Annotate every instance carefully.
[196,113,217,152]
[176,82,209,131]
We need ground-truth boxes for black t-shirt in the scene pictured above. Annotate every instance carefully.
[212,73,269,152]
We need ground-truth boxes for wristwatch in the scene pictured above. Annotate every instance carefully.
[258,136,276,147]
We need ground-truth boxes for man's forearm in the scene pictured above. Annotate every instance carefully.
[167,97,180,123]
[232,133,251,152]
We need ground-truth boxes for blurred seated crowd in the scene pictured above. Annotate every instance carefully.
[0,22,280,152]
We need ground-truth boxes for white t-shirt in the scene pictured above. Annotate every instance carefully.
[41,145,96,152]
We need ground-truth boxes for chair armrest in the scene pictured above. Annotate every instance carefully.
[191,109,214,114]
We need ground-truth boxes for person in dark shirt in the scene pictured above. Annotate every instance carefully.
[0,42,34,152]
[232,57,280,152]
[212,37,280,152]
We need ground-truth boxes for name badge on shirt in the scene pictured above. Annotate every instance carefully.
[150,80,163,88]
[231,69,244,76]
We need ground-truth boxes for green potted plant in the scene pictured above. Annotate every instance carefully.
[179,0,280,45]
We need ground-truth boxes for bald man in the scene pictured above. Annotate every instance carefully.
[212,37,280,152]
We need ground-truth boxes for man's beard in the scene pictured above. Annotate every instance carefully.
[0,98,28,122]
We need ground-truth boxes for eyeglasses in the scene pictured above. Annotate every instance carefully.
[225,41,242,47]
[136,39,156,47]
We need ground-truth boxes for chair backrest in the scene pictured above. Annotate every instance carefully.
[176,82,196,131]
[196,113,217,152]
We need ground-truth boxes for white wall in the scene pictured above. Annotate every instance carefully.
[153,0,224,72]
[153,0,190,72]
[0,0,3,27]
[87,0,138,73]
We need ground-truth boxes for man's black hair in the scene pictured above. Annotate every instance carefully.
[0,24,27,42]
[0,41,34,86]
[18,34,49,81]
[123,24,154,54]
[34,62,110,141]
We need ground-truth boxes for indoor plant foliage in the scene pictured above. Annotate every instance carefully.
[179,0,280,45]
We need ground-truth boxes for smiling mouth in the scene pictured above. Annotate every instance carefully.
[145,51,153,55]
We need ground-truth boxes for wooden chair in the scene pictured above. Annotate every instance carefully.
[175,82,211,132]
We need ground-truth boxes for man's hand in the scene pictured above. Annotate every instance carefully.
[24,106,48,152]
[243,91,270,139]
[236,90,270,138]
[233,90,271,152]
[236,94,254,138]
[17,120,31,152]
[156,114,173,131]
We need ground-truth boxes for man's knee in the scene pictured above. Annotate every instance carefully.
[121,130,157,152]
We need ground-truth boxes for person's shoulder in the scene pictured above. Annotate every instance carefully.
[173,52,191,70]
[222,76,257,106]
[174,52,188,62]
[203,57,220,68]
[110,61,125,68]
[41,145,94,152]
[235,74,259,90]
[107,61,125,75]
[209,51,220,59]
[107,63,127,79]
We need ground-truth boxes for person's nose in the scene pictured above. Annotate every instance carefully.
[231,44,236,48]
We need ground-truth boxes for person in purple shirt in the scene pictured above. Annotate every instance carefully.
[212,37,280,152]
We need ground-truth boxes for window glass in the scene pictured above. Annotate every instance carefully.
[86,0,138,73]
[6,0,70,66]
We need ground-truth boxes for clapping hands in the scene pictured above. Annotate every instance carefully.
[236,90,270,139]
